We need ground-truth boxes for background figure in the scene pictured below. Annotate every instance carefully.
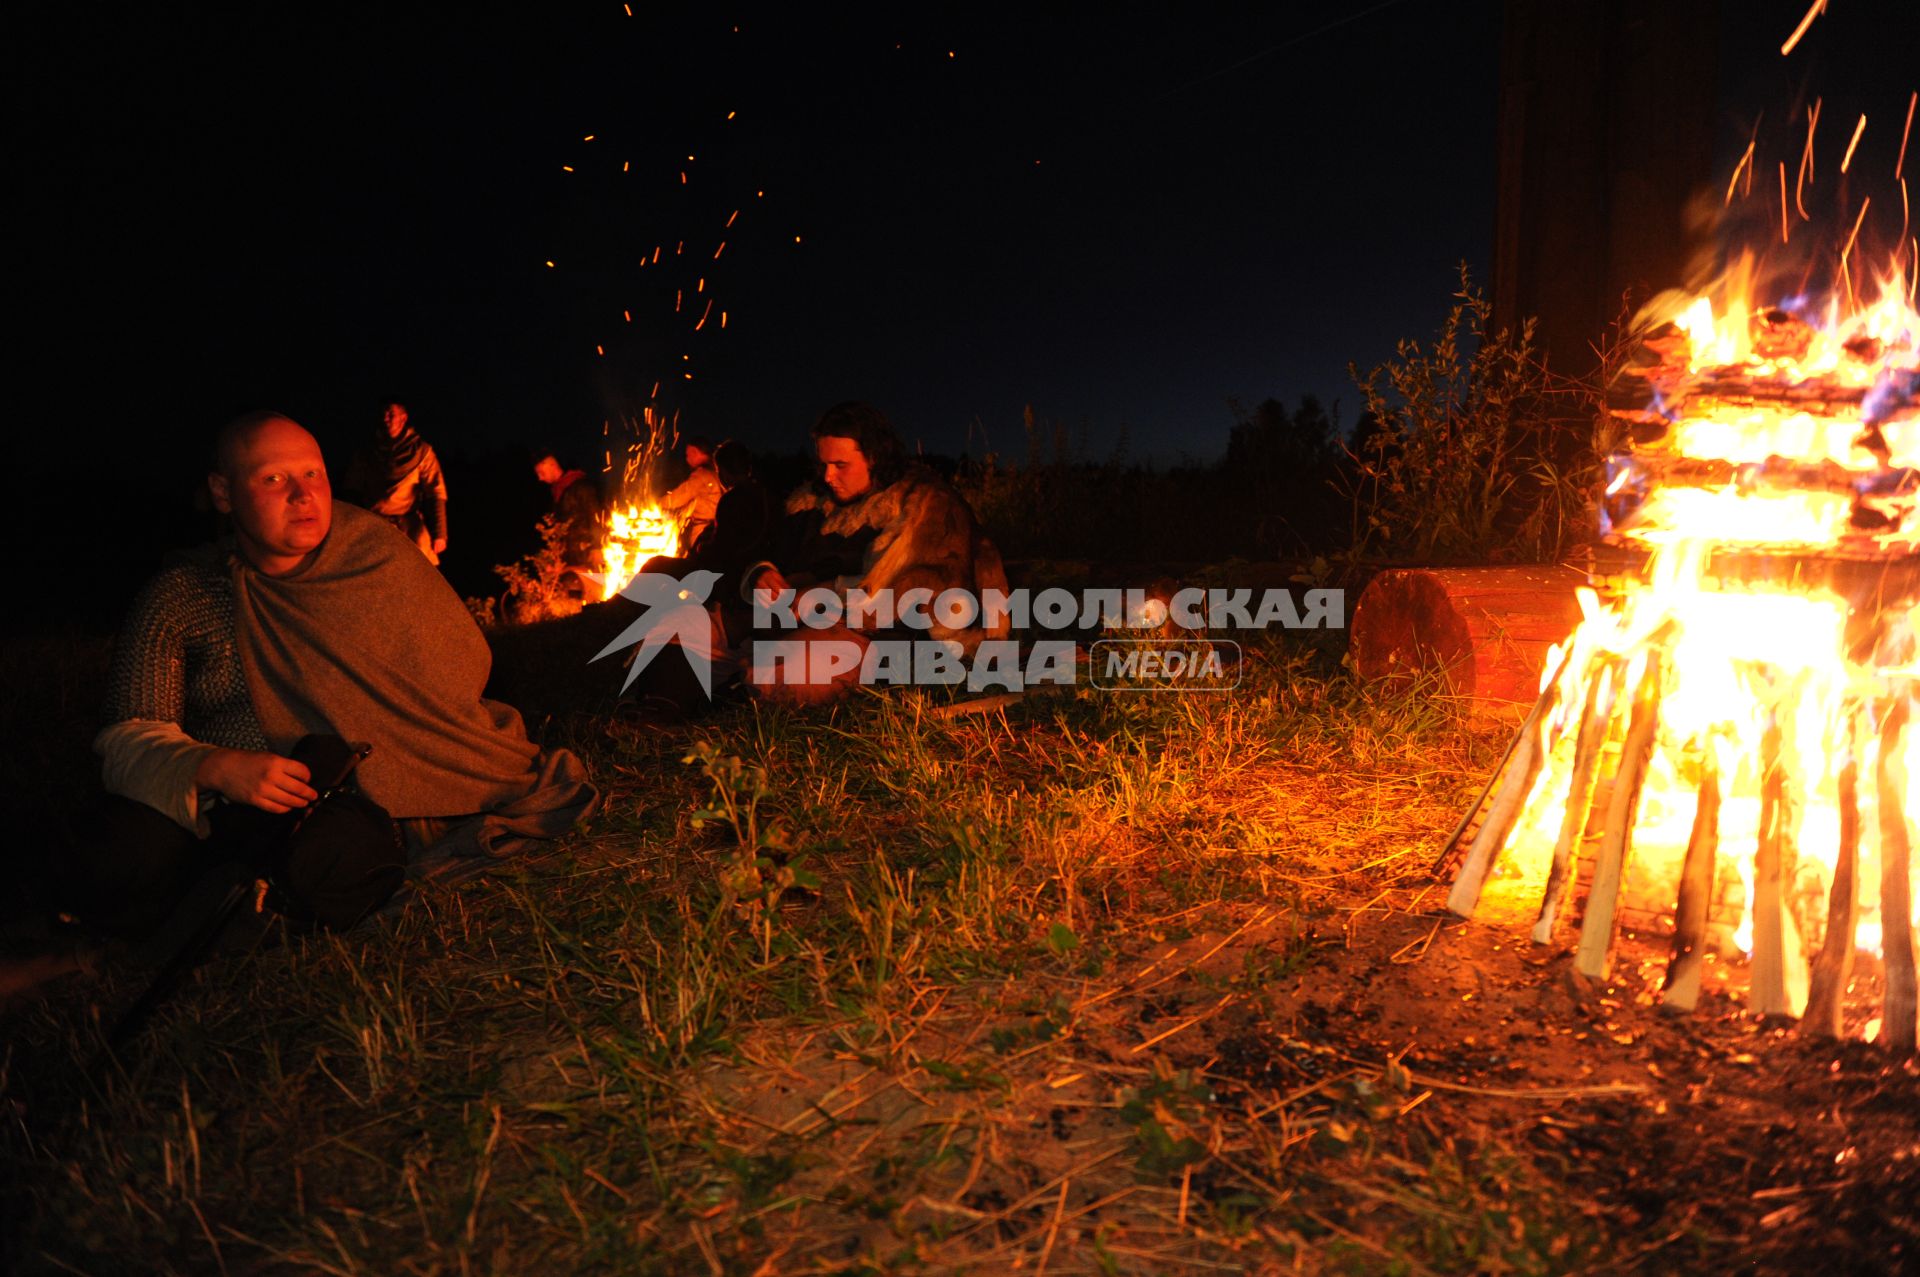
[348,400,449,565]
[641,440,772,590]
[742,402,1010,707]
[658,434,721,550]
[688,441,772,584]
[534,453,602,571]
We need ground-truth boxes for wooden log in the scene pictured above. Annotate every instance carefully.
[1802,743,1861,1038]
[1750,722,1810,1019]
[1350,565,1585,715]
[1434,642,1575,880]
[1575,653,1664,982]
[1878,699,1918,1053]
[1613,365,1919,418]
[1661,753,1722,1012]
[1532,659,1619,943]
[1445,685,1554,919]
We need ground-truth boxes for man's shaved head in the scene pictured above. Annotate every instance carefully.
[213,409,305,479]
[207,412,333,575]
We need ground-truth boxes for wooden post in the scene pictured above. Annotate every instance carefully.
[1750,721,1809,1019]
[1575,652,1663,982]
[1432,647,1574,881]
[1661,751,1722,1012]
[1878,698,1917,1053]
[1802,733,1861,1038]
[1532,660,1617,943]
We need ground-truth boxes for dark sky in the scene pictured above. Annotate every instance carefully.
[14,4,1500,467]
[9,2,1913,620]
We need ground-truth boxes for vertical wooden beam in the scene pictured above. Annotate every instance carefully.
[1802,730,1861,1039]
[1533,661,1617,943]
[1878,698,1917,1053]
[1750,721,1809,1018]
[1447,672,1567,918]
[1575,653,1663,981]
[1662,750,1722,1012]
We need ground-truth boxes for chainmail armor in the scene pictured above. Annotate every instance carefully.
[104,548,269,751]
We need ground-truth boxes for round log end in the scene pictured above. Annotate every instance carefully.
[1350,565,1585,712]
[1350,569,1477,686]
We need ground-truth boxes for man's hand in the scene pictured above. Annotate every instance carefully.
[752,566,793,609]
[432,536,448,556]
[195,749,318,814]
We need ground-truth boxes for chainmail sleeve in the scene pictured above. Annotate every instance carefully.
[104,555,268,751]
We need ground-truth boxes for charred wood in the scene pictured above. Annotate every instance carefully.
[1802,744,1861,1038]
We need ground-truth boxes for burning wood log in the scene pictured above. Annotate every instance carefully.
[1661,749,1722,1012]
[1801,746,1860,1037]
[1609,452,1910,500]
[1531,660,1619,944]
[1574,652,1664,983]
[1443,668,1560,918]
[1749,722,1810,1018]
[1350,565,1585,715]
[1612,367,1920,419]
[1878,698,1918,1053]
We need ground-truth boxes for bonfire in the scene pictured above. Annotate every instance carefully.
[587,406,686,600]
[1445,254,1920,1049]
[595,500,679,600]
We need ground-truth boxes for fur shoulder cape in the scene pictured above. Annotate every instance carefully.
[783,465,1008,644]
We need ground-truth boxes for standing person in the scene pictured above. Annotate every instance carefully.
[533,453,602,571]
[657,434,721,551]
[351,400,449,565]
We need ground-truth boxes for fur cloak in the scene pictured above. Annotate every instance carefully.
[780,465,1010,650]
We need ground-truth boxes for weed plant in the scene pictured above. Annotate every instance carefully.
[1342,266,1611,566]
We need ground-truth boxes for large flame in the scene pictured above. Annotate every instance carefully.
[596,502,680,600]
[1501,263,1920,971]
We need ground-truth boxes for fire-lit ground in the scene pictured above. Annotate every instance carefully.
[4,633,1916,1275]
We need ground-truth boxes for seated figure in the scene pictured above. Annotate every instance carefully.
[742,401,1010,704]
[657,434,722,550]
[68,411,598,940]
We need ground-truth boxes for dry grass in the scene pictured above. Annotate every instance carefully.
[5,634,1914,1274]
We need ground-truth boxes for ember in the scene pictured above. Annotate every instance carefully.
[1446,258,1920,1050]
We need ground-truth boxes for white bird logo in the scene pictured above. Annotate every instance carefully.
[591,569,725,696]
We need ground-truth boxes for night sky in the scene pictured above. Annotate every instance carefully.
[9,2,1915,619]
[18,3,1502,455]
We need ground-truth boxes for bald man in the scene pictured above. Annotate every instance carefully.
[70,411,596,941]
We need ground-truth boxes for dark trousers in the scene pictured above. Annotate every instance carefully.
[59,792,402,941]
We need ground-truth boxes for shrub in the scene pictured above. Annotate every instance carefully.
[1343,265,1604,565]
[490,514,587,625]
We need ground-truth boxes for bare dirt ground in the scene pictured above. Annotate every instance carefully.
[635,865,1920,1275]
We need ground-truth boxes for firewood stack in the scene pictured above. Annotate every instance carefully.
[1444,290,1920,1051]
